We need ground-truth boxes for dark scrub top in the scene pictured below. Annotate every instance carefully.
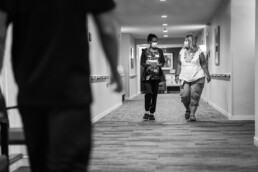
[140,47,165,82]
[0,0,115,107]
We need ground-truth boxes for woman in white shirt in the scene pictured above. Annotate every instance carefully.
[175,35,211,121]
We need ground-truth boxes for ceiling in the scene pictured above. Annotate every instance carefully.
[113,0,224,39]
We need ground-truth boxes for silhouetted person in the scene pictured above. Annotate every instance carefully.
[141,33,165,121]
[175,35,211,121]
[0,0,122,171]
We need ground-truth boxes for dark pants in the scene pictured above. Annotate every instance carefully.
[144,80,160,113]
[19,106,92,172]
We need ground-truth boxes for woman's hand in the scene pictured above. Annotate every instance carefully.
[175,75,180,84]
[206,74,211,83]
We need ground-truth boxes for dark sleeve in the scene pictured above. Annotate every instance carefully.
[158,49,165,67]
[84,0,116,14]
[140,49,148,68]
[0,0,7,11]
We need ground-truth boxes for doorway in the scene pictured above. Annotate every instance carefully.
[136,44,183,94]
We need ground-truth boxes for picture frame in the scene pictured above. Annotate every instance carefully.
[162,53,173,70]
[130,48,134,69]
[214,26,220,66]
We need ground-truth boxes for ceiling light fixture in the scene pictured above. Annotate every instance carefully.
[164,35,168,37]
[163,24,168,26]
[161,15,167,18]
[160,0,166,1]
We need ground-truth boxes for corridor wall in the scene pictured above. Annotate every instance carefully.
[204,0,255,120]
[230,0,255,119]
[135,38,184,45]
[255,0,258,147]
[88,15,123,122]
[203,0,232,118]
[120,33,138,99]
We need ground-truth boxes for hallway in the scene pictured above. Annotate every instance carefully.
[89,94,258,172]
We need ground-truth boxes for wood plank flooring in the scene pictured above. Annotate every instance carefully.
[89,94,258,172]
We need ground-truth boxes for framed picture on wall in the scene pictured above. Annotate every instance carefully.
[214,26,220,66]
[130,48,134,69]
[162,53,173,70]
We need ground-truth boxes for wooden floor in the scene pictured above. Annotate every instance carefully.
[12,94,258,172]
[88,94,258,172]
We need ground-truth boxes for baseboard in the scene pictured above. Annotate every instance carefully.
[254,136,258,147]
[92,102,123,123]
[207,100,229,118]
[125,93,139,100]
[207,100,255,120]
[228,115,255,120]
[201,97,208,103]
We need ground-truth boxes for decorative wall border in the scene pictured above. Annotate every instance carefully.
[90,74,125,83]
[90,75,110,83]
[210,73,231,80]
[130,74,137,79]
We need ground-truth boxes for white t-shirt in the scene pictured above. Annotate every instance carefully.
[179,48,205,82]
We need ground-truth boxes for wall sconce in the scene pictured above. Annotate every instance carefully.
[131,48,134,59]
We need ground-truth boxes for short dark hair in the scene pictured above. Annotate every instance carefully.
[147,33,158,42]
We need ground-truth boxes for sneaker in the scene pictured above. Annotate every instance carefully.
[149,114,155,120]
[143,113,149,120]
[189,115,196,122]
[185,111,190,120]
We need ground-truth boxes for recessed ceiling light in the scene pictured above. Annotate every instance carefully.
[163,24,168,26]
[160,0,166,1]
[161,15,167,18]
[163,28,168,32]
[164,35,168,37]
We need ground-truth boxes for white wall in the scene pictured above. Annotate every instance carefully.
[120,33,138,99]
[88,15,123,122]
[231,0,255,118]
[255,0,258,147]
[206,0,232,118]
[205,0,255,120]
[136,38,184,45]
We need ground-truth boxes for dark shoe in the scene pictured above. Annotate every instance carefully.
[185,111,190,120]
[149,114,155,120]
[189,115,196,121]
[143,113,149,120]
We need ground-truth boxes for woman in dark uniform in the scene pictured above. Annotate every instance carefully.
[141,33,165,120]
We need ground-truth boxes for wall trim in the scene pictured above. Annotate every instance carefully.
[206,99,230,118]
[254,136,258,147]
[129,74,137,78]
[125,93,139,100]
[205,98,255,121]
[92,102,123,123]
[228,115,255,121]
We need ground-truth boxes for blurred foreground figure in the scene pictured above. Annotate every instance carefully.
[0,0,122,171]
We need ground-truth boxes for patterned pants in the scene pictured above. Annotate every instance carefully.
[180,77,205,106]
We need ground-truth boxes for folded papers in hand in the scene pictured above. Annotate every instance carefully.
[146,60,159,67]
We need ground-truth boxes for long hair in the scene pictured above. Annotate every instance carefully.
[184,35,198,53]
